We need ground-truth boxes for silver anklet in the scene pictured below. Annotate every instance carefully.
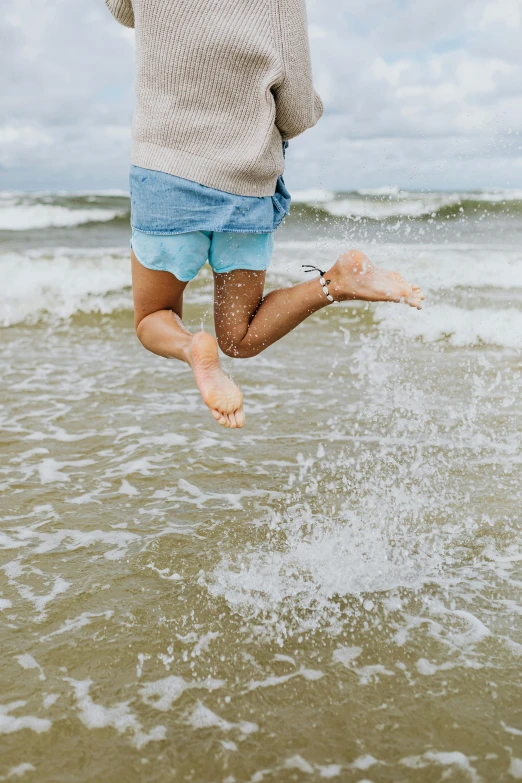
[302,264,336,303]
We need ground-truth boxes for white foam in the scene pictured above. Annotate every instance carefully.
[15,654,46,681]
[140,676,189,710]
[294,187,522,220]
[472,189,522,202]
[351,755,378,771]
[357,186,401,197]
[39,611,114,641]
[246,667,323,691]
[289,189,469,219]
[36,457,94,484]
[317,765,343,778]
[205,498,446,640]
[291,188,335,204]
[501,722,522,737]
[6,763,36,778]
[202,399,506,645]
[324,195,459,220]
[291,187,462,219]
[0,249,131,327]
[221,740,238,752]
[145,563,182,581]
[0,204,124,231]
[0,702,51,734]
[355,665,395,685]
[139,675,224,711]
[377,303,522,348]
[6,566,71,619]
[42,694,59,709]
[431,608,491,647]
[332,646,362,667]
[400,751,481,783]
[188,703,258,735]
[2,243,521,328]
[373,245,522,292]
[285,756,314,773]
[20,528,141,560]
[415,658,455,676]
[76,189,130,198]
[360,187,522,203]
[66,679,166,749]
[119,479,140,497]
[0,189,128,199]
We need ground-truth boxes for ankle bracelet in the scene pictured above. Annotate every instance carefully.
[302,264,336,303]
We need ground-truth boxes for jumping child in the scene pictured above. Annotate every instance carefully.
[105,0,424,429]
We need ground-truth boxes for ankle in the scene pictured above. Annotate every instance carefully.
[324,260,344,302]
[181,335,195,366]
[324,250,371,302]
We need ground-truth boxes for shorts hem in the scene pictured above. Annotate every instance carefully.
[212,264,270,275]
[131,242,196,282]
[131,223,277,236]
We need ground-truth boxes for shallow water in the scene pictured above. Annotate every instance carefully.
[1,193,522,781]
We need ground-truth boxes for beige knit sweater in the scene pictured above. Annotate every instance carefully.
[105,0,323,196]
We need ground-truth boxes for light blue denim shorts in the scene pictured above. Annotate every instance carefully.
[131,229,274,282]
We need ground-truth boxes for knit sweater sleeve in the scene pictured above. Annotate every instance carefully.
[273,0,323,141]
[104,0,135,28]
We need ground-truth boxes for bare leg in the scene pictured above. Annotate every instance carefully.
[214,269,327,357]
[214,249,425,358]
[132,251,245,428]
[132,246,424,428]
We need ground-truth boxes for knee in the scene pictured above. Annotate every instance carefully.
[135,313,148,346]
[217,335,243,358]
[217,333,256,359]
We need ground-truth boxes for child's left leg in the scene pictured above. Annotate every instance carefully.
[213,248,424,359]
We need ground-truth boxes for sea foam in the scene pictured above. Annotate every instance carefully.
[0,204,125,231]
[0,249,131,326]
[2,243,521,330]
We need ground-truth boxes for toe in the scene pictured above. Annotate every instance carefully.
[216,412,229,427]
[406,292,421,308]
[235,408,246,428]
[228,412,237,429]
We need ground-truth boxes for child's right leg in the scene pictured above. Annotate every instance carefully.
[132,251,245,429]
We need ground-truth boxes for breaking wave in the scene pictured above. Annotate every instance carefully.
[0,193,129,231]
[292,188,522,221]
[2,188,522,231]
[0,249,132,326]
[2,243,521,354]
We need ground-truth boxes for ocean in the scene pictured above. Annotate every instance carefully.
[1,188,521,781]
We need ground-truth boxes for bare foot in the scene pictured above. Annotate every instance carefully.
[327,249,425,309]
[185,331,245,429]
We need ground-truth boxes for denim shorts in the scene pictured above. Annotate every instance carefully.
[131,228,274,282]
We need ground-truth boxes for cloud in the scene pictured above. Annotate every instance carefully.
[1,0,521,190]
[480,0,522,27]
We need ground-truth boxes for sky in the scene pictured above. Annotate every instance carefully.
[1,0,522,192]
